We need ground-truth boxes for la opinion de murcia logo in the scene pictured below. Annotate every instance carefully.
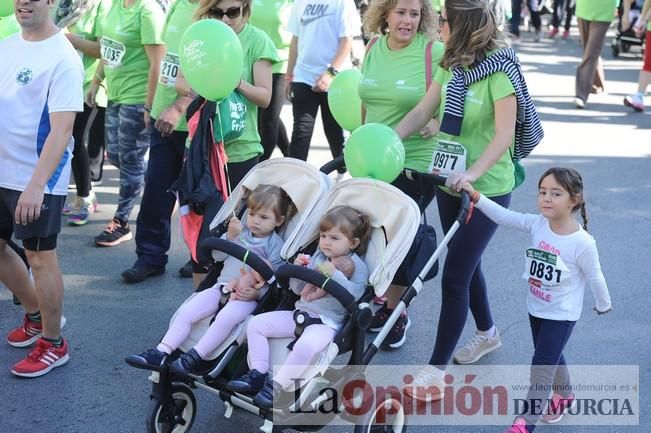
[16,68,33,86]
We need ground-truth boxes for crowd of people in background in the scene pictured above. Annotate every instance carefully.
[0,0,637,431]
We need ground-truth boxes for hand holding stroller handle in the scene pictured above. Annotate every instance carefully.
[199,238,275,282]
[319,156,346,175]
[275,264,357,313]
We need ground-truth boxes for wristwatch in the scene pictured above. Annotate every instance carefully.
[326,66,339,77]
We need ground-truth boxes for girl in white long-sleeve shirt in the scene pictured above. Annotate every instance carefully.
[463,167,612,433]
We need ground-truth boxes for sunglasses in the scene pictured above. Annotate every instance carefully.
[209,5,242,19]
[438,14,448,27]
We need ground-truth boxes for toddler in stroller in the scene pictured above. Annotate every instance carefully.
[226,205,372,408]
[612,0,647,57]
[126,184,296,372]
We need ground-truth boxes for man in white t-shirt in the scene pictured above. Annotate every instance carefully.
[0,0,83,378]
[286,0,360,165]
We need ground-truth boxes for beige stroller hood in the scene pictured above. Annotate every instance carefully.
[208,157,332,257]
[282,178,421,297]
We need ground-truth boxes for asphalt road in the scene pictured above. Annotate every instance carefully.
[1,26,649,433]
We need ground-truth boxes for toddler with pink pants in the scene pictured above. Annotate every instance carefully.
[227,205,372,409]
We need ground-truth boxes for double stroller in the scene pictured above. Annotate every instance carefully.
[126,157,471,433]
[612,0,646,57]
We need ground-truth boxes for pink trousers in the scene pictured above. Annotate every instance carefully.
[158,285,257,359]
[247,310,336,388]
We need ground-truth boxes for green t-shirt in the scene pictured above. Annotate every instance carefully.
[98,0,165,104]
[150,0,198,131]
[68,0,110,107]
[434,63,515,197]
[224,23,279,163]
[575,0,617,23]
[360,34,444,172]
[249,0,292,74]
[0,15,19,40]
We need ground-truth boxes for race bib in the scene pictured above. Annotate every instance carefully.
[429,139,467,177]
[100,37,126,68]
[523,248,570,290]
[159,53,180,87]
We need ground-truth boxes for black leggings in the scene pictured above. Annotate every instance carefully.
[429,189,511,366]
[288,82,344,166]
[523,315,576,431]
[71,103,105,196]
[551,0,575,31]
[510,0,542,35]
[259,73,290,161]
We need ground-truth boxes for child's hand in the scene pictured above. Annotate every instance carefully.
[227,216,242,240]
[318,261,336,277]
[251,270,265,290]
[594,306,612,315]
[231,285,257,301]
[294,254,310,266]
[461,182,475,195]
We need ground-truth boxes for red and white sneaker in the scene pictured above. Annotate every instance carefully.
[7,314,67,348]
[542,392,575,423]
[7,315,42,348]
[11,338,69,378]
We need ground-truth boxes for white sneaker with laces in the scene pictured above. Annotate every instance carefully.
[403,365,445,402]
[453,328,502,365]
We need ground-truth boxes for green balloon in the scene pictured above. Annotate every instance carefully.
[179,20,244,101]
[327,69,362,131]
[0,0,13,18]
[343,123,405,183]
[0,15,19,40]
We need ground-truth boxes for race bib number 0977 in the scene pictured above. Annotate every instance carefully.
[429,139,467,177]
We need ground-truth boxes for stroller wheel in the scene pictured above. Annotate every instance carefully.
[146,384,197,433]
[354,398,407,433]
[612,40,620,57]
[622,42,632,53]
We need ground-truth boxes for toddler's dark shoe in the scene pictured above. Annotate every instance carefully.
[169,348,208,376]
[227,369,268,394]
[254,377,283,409]
[125,348,168,370]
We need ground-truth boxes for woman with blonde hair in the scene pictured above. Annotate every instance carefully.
[360,0,444,349]
[395,0,541,400]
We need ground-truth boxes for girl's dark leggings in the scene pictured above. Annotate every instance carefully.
[429,189,511,366]
[522,315,576,431]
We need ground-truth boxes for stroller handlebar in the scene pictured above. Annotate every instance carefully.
[199,238,275,282]
[318,160,472,224]
[402,169,472,224]
[275,264,358,313]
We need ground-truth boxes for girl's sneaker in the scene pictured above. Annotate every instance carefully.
[562,30,570,39]
[547,27,559,38]
[501,417,529,433]
[623,94,645,112]
[542,392,575,423]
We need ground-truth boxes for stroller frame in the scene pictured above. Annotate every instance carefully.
[132,160,471,433]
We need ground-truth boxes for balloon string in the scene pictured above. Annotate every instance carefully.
[216,99,232,196]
